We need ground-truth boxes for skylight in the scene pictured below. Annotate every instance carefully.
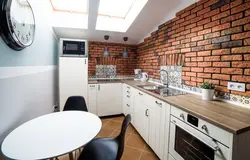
[98,0,135,18]
[50,0,88,13]
[96,0,148,32]
[50,0,88,29]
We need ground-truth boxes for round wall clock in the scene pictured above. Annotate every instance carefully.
[0,0,35,51]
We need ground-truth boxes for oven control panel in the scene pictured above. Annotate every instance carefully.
[187,114,199,127]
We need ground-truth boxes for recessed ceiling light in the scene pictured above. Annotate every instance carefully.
[50,0,88,13]
[96,0,148,32]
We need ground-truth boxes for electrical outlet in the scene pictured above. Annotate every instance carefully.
[227,82,246,92]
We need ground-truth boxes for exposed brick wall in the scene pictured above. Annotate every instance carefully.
[88,41,137,76]
[137,0,250,97]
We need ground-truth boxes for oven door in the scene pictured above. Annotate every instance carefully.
[63,40,86,56]
[169,116,230,160]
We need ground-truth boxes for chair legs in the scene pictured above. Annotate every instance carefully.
[51,149,83,160]
[69,152,74,160]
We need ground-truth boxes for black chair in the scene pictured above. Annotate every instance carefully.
[63,96,88,112]
[78,114,132,160]
[62,96,88,160]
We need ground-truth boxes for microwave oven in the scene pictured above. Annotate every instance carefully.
[59,38,88,57]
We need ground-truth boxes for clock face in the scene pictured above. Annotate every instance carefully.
[9,0,35,47]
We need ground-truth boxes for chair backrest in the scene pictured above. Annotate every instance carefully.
[116,114,132,160]
[63,96,88,112]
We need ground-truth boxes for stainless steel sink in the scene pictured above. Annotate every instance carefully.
[137,85,165,90]
[137,85,187,97]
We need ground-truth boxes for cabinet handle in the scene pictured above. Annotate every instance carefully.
[127,86,130,89]
[145,109,149,117]
[98,85,100,91]
[127,91,130,94]
[126,104,130,107]
[127,95,130,98]
[155,101,162,106]
[180,114,185,120]
[85,59,87,64]
[90,85,95,87]
[139,92,143,96]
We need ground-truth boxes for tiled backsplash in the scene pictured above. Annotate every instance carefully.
[159,66,201,93]
[158,66,250,106]
[95,65,117,78]
[160,66,182,85]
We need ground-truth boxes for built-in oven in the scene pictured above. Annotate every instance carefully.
[59,38,88,57]
[169,111,231,160]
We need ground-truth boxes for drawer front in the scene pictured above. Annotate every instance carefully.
[171,106,233,147]
[123,84,131,93]
[135,89,152,105]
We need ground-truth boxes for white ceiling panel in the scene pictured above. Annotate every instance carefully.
[52,0,198,44]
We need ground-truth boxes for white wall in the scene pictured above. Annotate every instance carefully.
[0,1,58,159]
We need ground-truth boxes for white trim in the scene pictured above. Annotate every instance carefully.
[0,65,57,79]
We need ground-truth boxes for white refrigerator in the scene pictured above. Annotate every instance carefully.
[59,57,88,111]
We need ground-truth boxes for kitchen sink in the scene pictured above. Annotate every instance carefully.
[137,85,165,90]
[137,85,186,97]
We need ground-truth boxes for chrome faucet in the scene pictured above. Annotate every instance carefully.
[159,69,169,87]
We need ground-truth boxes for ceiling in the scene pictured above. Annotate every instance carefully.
[53,0,198,44]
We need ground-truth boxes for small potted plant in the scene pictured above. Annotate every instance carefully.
[200,82,215,100]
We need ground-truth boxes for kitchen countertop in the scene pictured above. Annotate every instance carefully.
[122,80,250,135]
[88,80,124,84]
[88,79,250,135]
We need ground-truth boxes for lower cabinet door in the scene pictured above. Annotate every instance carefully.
[134,97,150,143]
[88,84,97,115]
[97,83,122,116]
[149,100,171,160]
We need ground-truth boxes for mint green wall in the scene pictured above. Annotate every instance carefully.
[0,34,58,67]
[0,0,58,67]
[0,0,59,156]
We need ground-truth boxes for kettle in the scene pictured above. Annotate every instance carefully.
[141,72,148,82]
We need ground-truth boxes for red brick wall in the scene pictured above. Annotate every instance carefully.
[88,41,137,76]
[137,0,250,97]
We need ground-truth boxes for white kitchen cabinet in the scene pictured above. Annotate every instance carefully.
[87,84,97,114]
[148,98,170,160]
[96,83,122,116]
[130,86,171,160]
[122,84,134,121]
[59,57,88,110]
[134,95,150,143]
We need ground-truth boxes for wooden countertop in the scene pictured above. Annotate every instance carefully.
[122,80,250,135]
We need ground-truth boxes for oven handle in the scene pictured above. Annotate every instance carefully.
[171,117,223,153]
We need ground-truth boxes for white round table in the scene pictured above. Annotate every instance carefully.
[1,111,102,160]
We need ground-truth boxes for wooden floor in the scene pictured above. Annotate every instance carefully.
[58,115,159,160]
